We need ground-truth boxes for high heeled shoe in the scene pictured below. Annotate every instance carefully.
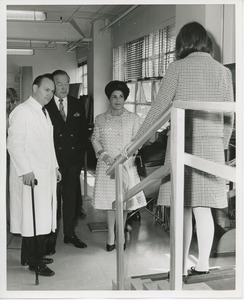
[106,244,115,252]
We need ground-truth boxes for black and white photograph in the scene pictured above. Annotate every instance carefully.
[0,0,243,299]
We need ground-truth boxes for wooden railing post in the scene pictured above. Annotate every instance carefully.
[107,101,235,291]
[170,106,185,290]
[115,164,124,290]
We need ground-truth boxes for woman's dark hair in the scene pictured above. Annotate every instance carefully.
[105,80,130,100]
[33,73,54,87]
[175,22,213,60]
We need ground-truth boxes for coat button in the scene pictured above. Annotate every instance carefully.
[60,134,62,137]
[72,147,75,150]
[71,134,74,137]
[59,147,62,150]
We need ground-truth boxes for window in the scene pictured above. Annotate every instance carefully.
[78,61,88,96]
[113,24,175,120]
[113,45,126,81]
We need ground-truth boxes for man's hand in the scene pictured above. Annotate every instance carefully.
[22,172,36,186]
[56,169,62,182]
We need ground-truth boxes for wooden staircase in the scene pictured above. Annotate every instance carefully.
[112,266,235,290]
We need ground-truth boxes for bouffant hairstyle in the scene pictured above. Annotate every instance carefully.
[175,22,213,60]
[105,80,130,100]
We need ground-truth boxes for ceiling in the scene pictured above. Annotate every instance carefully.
[7,5,137,52]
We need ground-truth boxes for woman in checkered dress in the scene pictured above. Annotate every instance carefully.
[133,22,234,276]
[91,81,146,251]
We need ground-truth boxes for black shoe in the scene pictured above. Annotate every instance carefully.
[21,257,53,266]
[106,244,115,252]
[188,266,209,276]
[78,207,86,219]
[29,264,55,276]
[64,235,87,248]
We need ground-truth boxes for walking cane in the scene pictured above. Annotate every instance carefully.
[31,179,39,285]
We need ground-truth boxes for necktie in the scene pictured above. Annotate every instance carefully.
[59,98,66,121]
[42,106,47,117]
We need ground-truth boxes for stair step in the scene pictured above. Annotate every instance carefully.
[130,278,149,290]
[143,279,170,290]
[112,278,132,290]
[131,271,168,281]
[183,282,212,290]
[186,268,235,284]
[112,267,235,290]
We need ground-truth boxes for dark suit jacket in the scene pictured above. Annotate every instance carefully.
[45,95,89,168]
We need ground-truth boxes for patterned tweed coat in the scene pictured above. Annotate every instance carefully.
[91,108,146,210]
[133,52,234,208]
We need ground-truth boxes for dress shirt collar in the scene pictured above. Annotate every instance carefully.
[54,95,67,106]
[54,95,68,115]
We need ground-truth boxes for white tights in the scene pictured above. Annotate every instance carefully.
[107,210,128,245]
[183,207,214,275]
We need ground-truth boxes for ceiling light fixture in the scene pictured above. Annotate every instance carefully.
[7,10,47,21]
[7,49,35,56]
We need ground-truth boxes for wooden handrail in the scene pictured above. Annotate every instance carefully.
[106,104,172,176]
[112,100,235,291]
[184,153,236,183]
[124,163,170,202]
[112,163,170,209]
[107,101,235,177]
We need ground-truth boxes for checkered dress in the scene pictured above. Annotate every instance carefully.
[91,109,146,210]
[134,52,234,208]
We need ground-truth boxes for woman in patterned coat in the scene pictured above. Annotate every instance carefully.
[91,81,146,251]
[132,22,234,275]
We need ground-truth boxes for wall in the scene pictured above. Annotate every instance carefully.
[112,5,176,47]
[92,20,112,118]
[222,4,235,64]
[7,44,78,99]
[175,4,235,64]
[175,5,206,34]
[76,4,236,119]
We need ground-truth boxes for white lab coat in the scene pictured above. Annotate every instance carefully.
[7,96,58,237]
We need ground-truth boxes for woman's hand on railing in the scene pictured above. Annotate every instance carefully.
[101,152,114,166]
[120,140,135,159]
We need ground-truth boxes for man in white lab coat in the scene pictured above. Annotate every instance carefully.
[7,73,61,277]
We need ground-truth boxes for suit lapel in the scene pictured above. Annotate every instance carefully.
[66,96,75,123]
[47,98,66,125]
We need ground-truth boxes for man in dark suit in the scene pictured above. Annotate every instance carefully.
[45,70,88,252]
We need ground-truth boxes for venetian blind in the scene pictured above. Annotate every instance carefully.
[126,38,144,81]
[113,24,175,81]
[113,45,126,81]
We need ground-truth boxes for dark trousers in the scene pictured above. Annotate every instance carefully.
[46,164,82,249]
[21,235,47,267]
[61,164,82,236]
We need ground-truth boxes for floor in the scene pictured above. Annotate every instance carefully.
[6,172,236,295]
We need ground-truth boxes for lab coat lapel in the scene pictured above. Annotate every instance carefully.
[27,98,52,142]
